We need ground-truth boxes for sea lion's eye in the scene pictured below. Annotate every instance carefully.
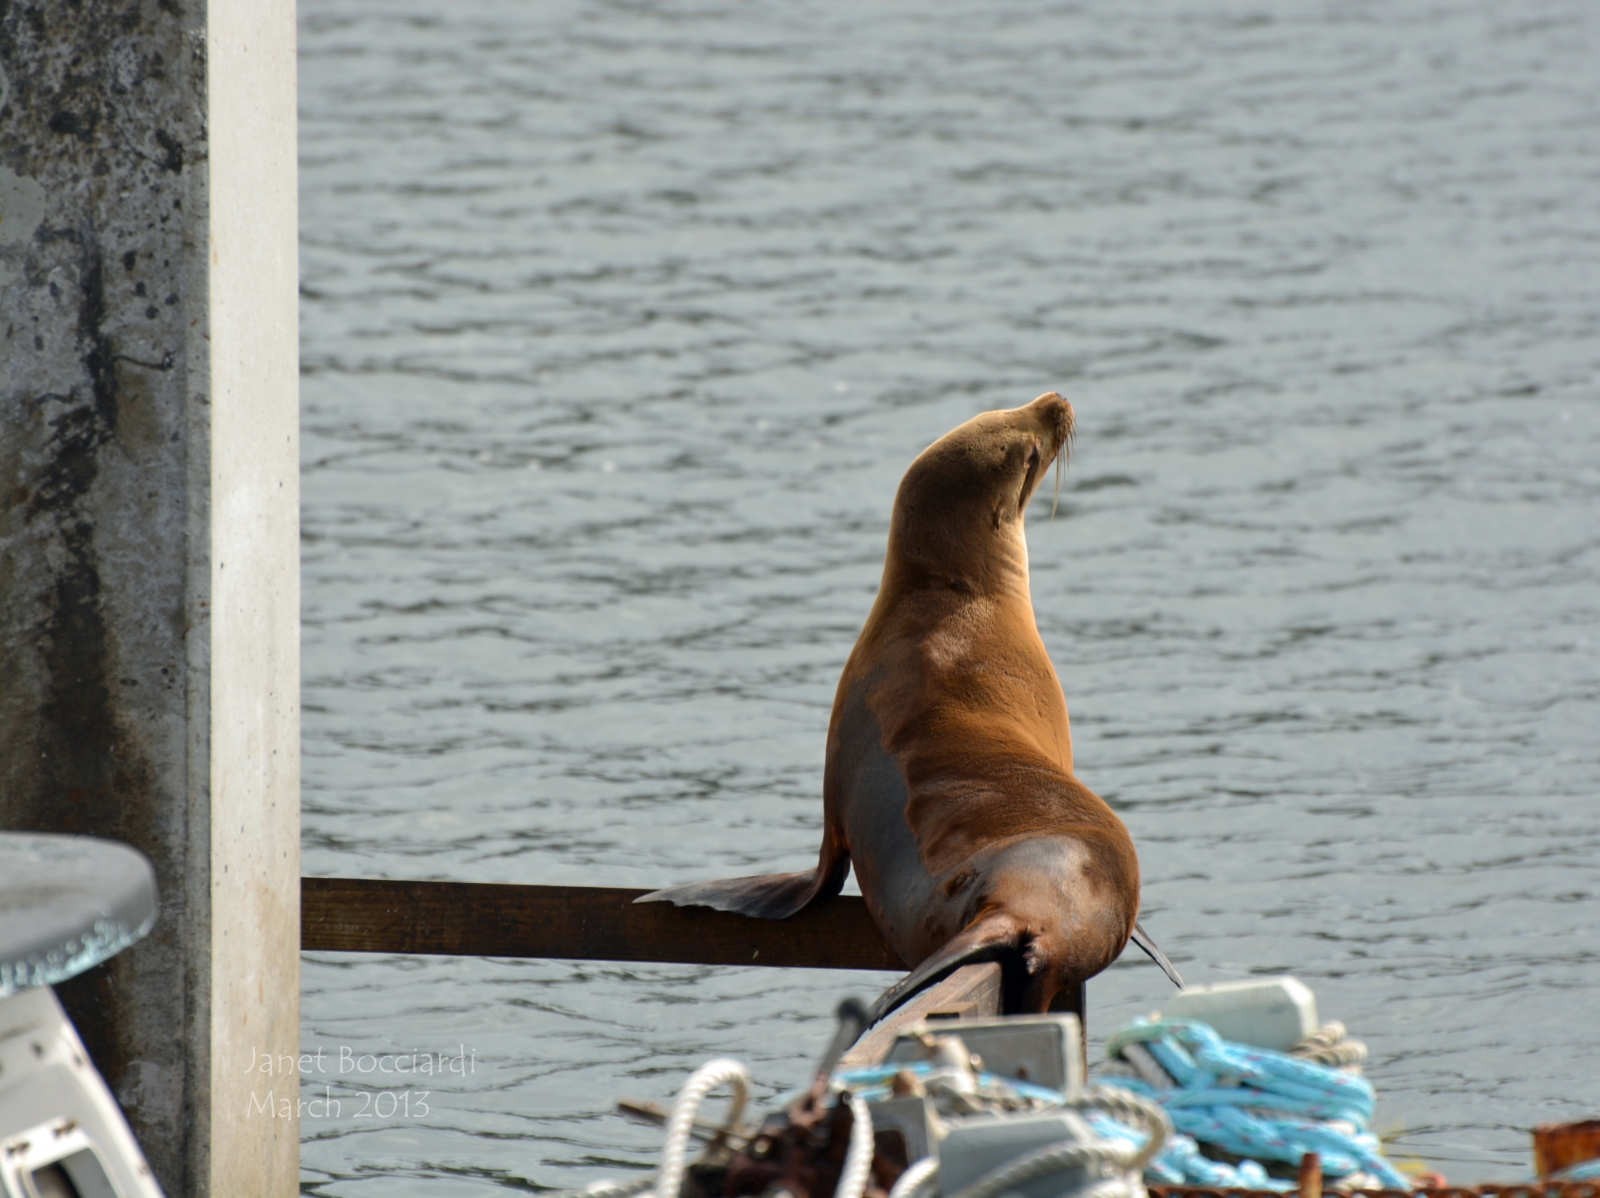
[1027,445,1041,471]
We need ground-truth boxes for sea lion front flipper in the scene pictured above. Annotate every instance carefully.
[1129,919,1185,990]
[864,911,1023,1027]
[635,848,851,921]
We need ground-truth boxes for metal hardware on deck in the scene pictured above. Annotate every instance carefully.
[880,1013,1085,1095]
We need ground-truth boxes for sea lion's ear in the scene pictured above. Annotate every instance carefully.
[863,910,1023,1027]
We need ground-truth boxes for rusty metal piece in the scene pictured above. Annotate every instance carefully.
[1298,1152,1322,1198]
[1535,1121,1600,1180]
[889,1071,924,1099]
[722,1077,903,1198]
[723,998,907,1198]
[616,1098,755,1152]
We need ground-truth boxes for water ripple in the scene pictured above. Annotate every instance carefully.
[301,1,1600,1191]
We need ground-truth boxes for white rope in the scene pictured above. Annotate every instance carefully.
[886,1156,939,1198]
[652,1058,751,1198]
[558,1057,1169,1198]
[834,1090,876,1198]
[880,1086,1169,1198]
[943,1139,1139,1198]
[1074,1086,1171,1174]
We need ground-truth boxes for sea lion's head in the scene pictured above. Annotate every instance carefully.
[884,392,1074,597]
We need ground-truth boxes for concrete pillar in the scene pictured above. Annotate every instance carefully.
[0,3,299,1195]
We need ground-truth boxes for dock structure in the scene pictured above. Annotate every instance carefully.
[1,3,1036,1189]
[301,878,907,972]
[301,875,1079,1050]
[12,4,1554,1196]
[1,1,300,1194]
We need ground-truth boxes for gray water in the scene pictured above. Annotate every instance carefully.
[297,2,1600,1192]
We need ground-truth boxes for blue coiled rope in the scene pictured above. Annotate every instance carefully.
[1079,1108,1287,1191]
[832,1018,1408,1190]
[1098,1018,1410,1189]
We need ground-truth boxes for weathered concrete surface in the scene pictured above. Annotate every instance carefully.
[0,2,299,1194]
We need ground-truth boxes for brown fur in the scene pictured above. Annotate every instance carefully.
[640,394,1147,1015]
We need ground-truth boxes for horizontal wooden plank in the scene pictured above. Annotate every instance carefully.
[838,962,1002,1070]
[301,877,908,971]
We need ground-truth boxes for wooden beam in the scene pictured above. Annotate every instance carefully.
[301,877,907,971]
[838,963,1002,1070]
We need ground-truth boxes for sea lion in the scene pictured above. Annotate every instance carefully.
[640,393,1180,1017]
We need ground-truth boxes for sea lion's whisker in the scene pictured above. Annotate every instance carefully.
[1049,413,1075,522]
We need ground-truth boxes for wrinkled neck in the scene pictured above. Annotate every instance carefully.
[880,517,1033,605]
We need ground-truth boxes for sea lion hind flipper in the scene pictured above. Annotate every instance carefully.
[864,911,1022,1028]
[635,854,849,921]
[1130,919,1185,990]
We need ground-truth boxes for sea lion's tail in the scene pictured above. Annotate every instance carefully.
[635,853,850,921]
